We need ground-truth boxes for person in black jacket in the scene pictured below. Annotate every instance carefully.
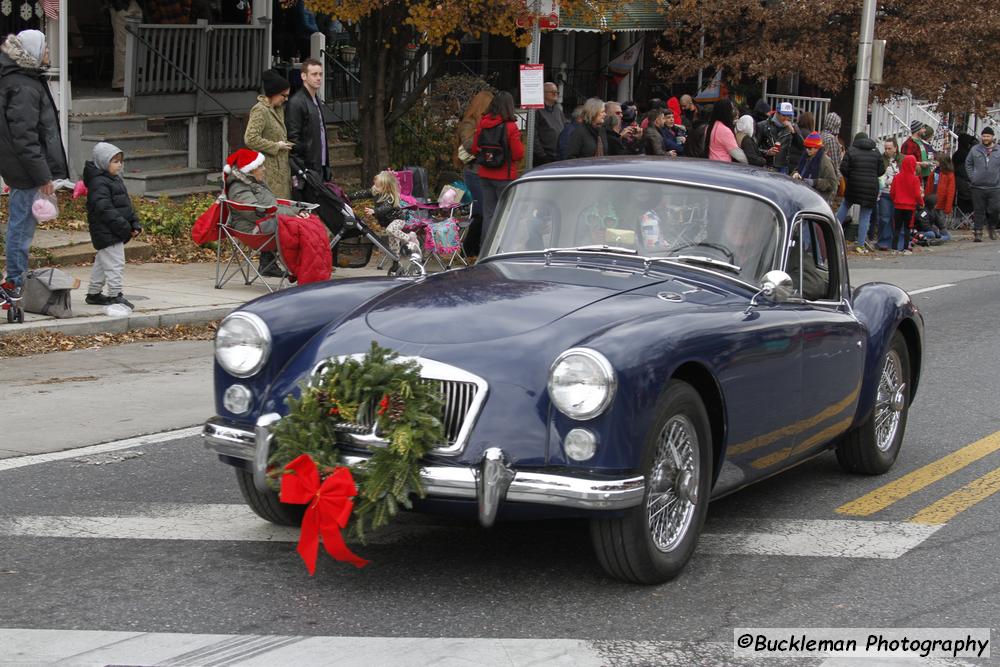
[0,31,69,294]
[565,98,609,159]
[84,142,141,308]
[836,132,886,252]
[286,58,330,198]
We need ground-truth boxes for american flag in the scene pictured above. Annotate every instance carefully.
[41,0,58,21]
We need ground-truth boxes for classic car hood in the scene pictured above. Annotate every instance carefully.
[365,259,674,344]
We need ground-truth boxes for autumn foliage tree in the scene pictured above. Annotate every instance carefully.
[305,0,611,180]
[656,0,1000,115]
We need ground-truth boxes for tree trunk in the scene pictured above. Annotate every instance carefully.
[353,15,449,181]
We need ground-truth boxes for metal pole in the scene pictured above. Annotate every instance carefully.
[523,0,541,171]
[58,0,68,173]
[851,0,877,137]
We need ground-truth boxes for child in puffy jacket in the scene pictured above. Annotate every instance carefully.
[890,154,924,254]
[934,154,956,220]
[84,141,141,308]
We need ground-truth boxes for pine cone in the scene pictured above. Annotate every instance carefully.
[386,393,406,422]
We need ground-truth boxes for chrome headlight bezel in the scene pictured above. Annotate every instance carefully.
[547,348,617,420]
[215,312,271,378]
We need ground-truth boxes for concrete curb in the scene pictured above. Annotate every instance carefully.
[0,305,234,338]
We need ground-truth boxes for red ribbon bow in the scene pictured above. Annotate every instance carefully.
[279,454,369,574]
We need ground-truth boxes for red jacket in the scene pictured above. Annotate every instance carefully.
[472,114,525,181]
[890,155,924,211]
[934,171,955,214]
[277,213,332,285]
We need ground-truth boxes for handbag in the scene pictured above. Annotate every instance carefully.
[837,176,846,198]
[22,268,79,318]
[457,144,475,164]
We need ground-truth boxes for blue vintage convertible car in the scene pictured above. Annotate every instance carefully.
[204,158,923,583]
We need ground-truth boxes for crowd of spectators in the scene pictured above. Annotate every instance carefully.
[510,84,994,255]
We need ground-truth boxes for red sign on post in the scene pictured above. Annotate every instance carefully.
[516,0,559,29]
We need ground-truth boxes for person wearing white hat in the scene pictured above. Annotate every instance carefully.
[755,100,799,172]
[0,29,68,295]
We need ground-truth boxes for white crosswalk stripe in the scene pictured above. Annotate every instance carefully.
[0,503,942,559]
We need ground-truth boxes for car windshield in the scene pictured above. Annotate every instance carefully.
[482,177,782,284]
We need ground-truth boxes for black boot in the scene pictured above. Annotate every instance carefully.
[989,227,997,241]
[974,229,983,242]
[258,252,286,278]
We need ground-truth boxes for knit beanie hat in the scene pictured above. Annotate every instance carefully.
[910,120,924,134]
[262,69,291,97]
[223,148,265,174]
[16,30,45,65]
[803,132,823,149]
[982,127,995,137]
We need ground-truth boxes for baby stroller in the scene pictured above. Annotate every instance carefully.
[290,159,424,277]
[1,280,24,324]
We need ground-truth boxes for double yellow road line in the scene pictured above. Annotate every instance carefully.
[836,431,1000,524]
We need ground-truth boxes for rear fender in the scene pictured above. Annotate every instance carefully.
[851,282,923,426]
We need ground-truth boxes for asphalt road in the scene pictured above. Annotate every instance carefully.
[1,240,998,666]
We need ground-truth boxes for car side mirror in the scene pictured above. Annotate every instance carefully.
[745,270,793,315]
[760,270,793,303]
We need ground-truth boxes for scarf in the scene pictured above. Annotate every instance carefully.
[797,147,825,181]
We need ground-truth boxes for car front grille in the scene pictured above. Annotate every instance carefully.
[312,356,487,455]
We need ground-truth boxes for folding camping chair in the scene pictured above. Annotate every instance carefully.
[214,197,318,292]
[394,177,473,271]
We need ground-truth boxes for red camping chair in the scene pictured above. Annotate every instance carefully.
[214,197,318,292]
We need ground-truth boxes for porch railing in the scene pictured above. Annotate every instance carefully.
[870,95,958,152]
[125,19,263,116]
[765,93,830,131]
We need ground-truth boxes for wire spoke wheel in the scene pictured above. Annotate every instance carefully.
[590,381,711,584]
[874,349,906,452]
[646,415,700,553]
[836,331,911,475]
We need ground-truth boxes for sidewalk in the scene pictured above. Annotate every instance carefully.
[1,260,386,338]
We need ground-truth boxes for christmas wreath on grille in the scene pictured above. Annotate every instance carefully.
[268,342,444,572]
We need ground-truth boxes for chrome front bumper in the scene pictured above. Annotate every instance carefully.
[203,415,645,526]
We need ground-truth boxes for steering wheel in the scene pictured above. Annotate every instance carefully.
[667,241,736,264]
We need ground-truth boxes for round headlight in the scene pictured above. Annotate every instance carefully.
[223,384,253,414]
[548,348,616,420]
[564,428,598,461]
[215,312,271,377]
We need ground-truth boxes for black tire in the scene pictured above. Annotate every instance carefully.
[235,469,307,526]
[6,308,13,323]
[15,307,23,324]
[836,331,911,475]
[590,381,713,584]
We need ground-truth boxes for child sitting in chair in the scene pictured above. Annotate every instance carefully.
[364,170,404,229]
[364,170,418,263]
[223,148,331,284]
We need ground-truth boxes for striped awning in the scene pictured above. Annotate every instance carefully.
[557,0,667,33]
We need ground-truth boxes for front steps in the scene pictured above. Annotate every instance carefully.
[69,99,216,200]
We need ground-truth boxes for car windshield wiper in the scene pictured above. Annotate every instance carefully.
[555,245,639,256]
[652,255,742,274]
